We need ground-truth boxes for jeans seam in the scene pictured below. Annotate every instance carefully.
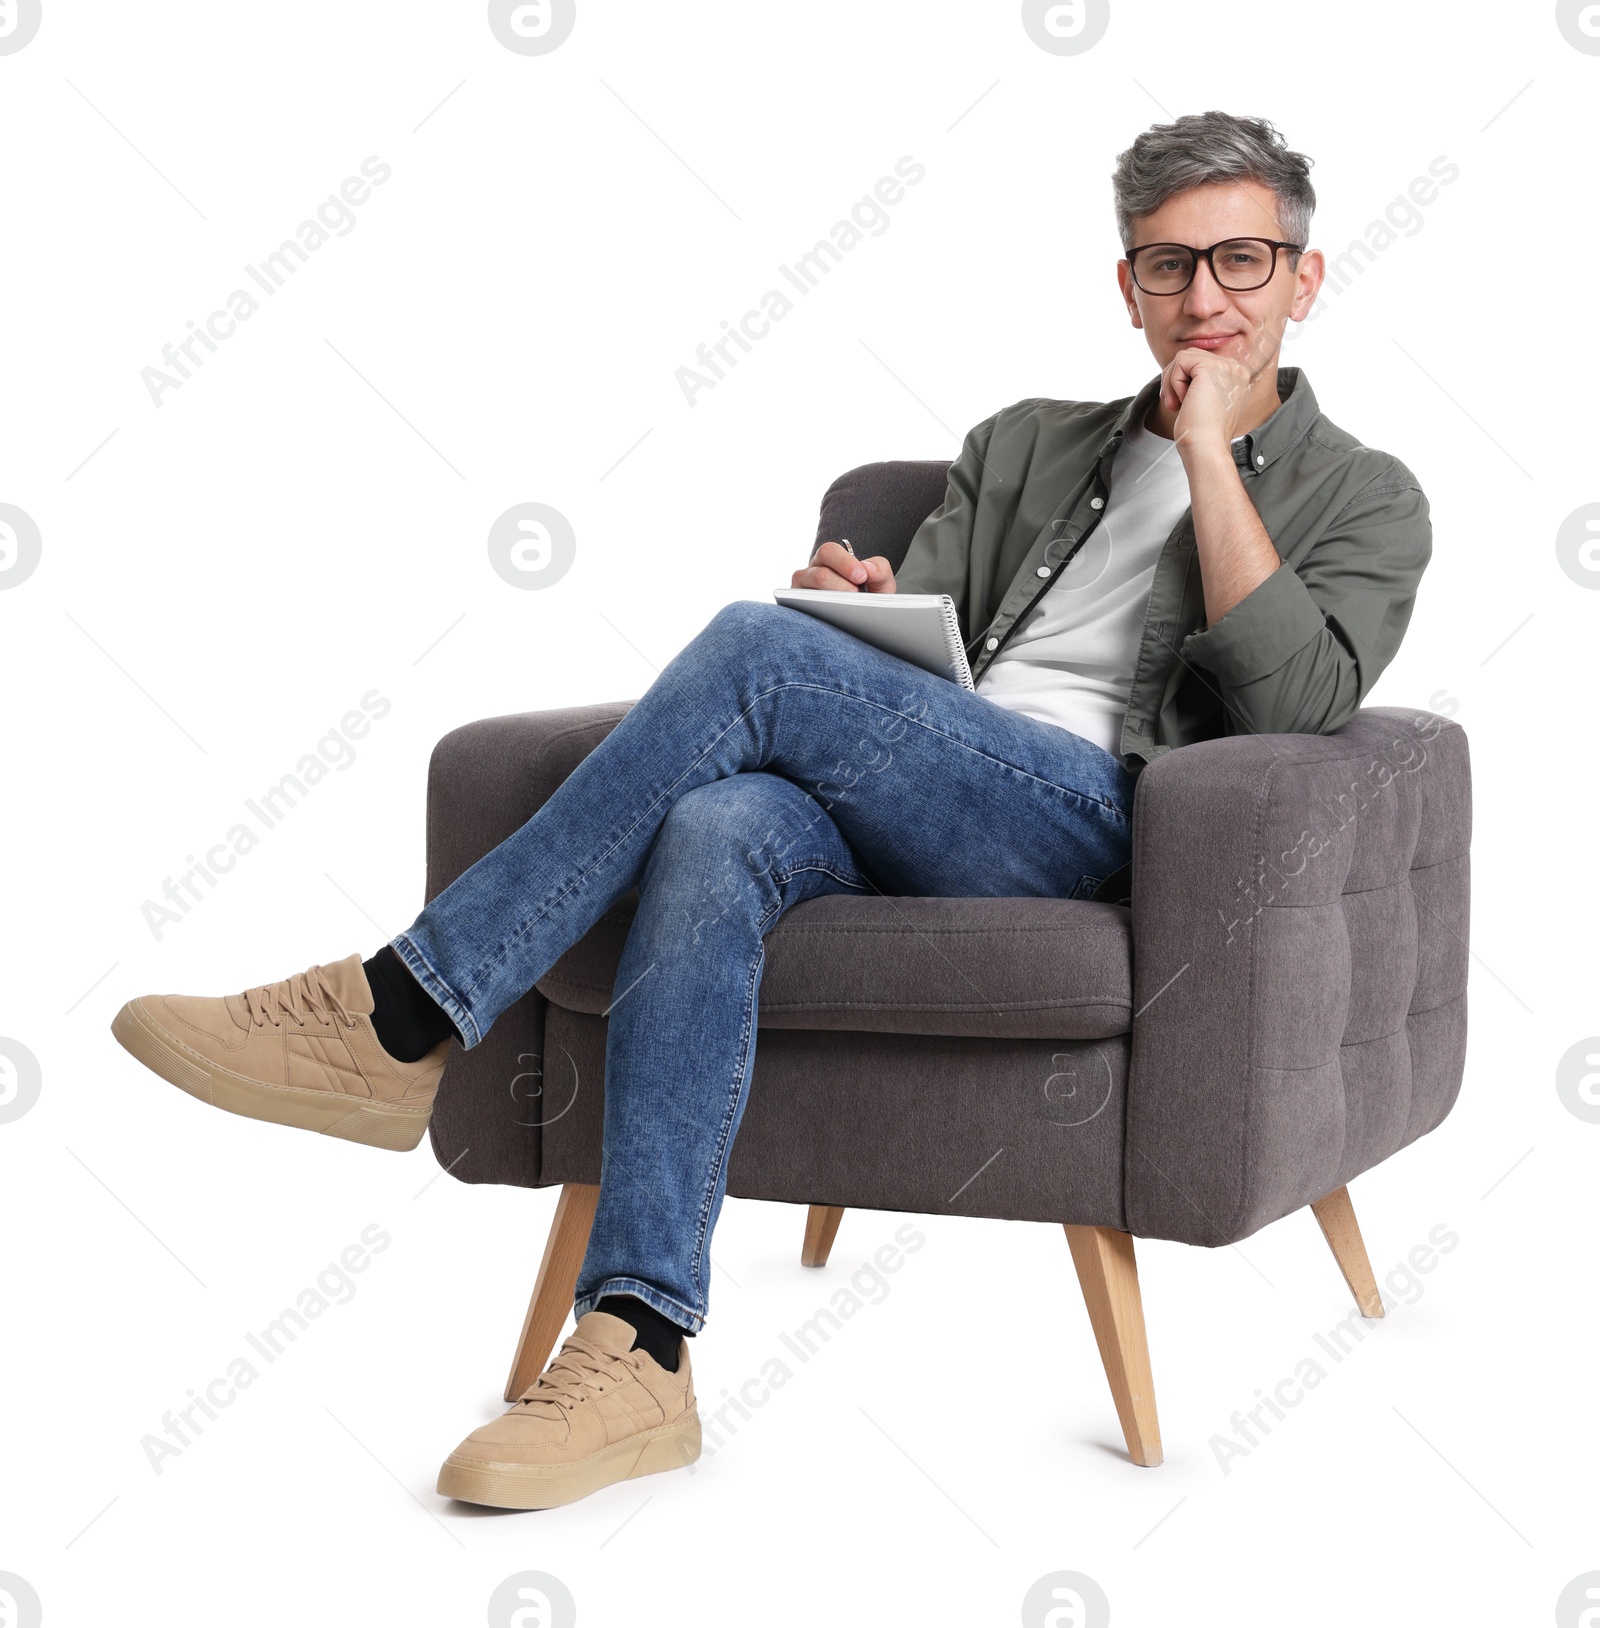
[388,932,480,1048]
[770,861,869,890]
[687,903,776,1315]
[573,1276,703,1333]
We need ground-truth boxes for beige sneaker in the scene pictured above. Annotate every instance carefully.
[110,953,447,1152]
[437,1311,701,1509]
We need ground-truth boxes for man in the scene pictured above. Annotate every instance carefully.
[110,111,1430,1509]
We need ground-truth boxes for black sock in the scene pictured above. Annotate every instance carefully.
[594,1294,693,1372]
[363,946,456,1063]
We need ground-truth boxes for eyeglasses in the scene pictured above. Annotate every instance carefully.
[1127,237,1303,295]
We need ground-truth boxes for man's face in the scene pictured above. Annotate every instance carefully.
[1117,180,1323,377]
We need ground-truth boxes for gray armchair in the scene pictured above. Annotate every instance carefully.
[423,460,1471,1467]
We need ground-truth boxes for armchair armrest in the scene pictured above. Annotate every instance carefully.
[426,702,634,1185]
[1124,707,1471,1246]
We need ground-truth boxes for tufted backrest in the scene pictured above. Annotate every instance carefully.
[1124,708,1473,1246]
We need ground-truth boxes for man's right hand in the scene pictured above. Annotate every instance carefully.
[790,540,897,594]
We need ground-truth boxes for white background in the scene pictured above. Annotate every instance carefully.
[2,2,1596,1624]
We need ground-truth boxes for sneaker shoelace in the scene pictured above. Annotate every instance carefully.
[243,964,356,1031]
[514,1335,638,1415]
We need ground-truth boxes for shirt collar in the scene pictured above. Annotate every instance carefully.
[1101,366,1319,477]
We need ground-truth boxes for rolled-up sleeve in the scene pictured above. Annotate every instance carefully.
[1180,477,1431,738]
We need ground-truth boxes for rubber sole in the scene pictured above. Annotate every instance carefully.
[110,999,433,1153]
[436,1414,703,1509]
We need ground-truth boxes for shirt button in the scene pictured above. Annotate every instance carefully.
[1090,497,1104,509]
[1036,566,1051,578]
[1255,454,1265,466]
[985,637,999,651]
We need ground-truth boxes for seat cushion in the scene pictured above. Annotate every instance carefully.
[537,893,1134,1040]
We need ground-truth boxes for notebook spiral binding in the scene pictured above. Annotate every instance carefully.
[938,596,976,690]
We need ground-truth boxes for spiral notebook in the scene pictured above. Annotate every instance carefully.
[772,588,975,690]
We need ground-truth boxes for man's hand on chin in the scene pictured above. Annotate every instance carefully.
[1162,348,1259,463]
[791,540,898,593]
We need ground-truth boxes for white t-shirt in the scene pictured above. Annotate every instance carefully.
[975,419,1229,756]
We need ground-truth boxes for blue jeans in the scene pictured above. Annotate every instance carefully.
[392,600,1133,1332]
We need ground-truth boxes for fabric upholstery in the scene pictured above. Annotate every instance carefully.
[1123,708,1470,1246]
[542,1005,1130,1229]
[814,460,951,573]
[538,892,1133,1040]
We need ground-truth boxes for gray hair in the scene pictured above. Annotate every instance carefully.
[1111,112,1315,256]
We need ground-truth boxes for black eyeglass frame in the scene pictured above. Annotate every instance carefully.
[1125,237,1305,295]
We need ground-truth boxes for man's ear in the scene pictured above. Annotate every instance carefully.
[1290,248,1325,319]
[1117,260,1144,331]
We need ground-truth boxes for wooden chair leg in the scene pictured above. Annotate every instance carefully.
[801,1204,845,1267]
[504,1182,600,1402]
[1310,1185,1384,1318]
[1063,1224,1163,1468]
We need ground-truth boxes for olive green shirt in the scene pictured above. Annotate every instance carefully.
[895,367,1431,776]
